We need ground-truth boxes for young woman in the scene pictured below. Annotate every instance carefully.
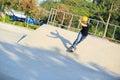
[68,16,90,52]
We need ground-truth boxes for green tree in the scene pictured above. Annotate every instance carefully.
[90,0,120,37]
[40,0,57,10]
[0,0,12,22]
[19,0,41,27]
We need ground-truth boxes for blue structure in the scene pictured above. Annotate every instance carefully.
[39,21,44,26]
[11,15,25,22]
[25,17,37,25]
[6,9,42,25]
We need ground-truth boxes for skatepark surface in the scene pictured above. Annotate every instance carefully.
[0,22,120,80]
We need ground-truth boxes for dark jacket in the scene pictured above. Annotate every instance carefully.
[81,24,89,36]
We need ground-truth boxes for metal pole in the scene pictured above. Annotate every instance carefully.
[47,8,53,24]
[51,9,55,24]
[53,9,57,25]
[95,21,99,35]
[61,12,65,26]
[68,14,73,29]
[103,3,113,38]
[112,25,117,39]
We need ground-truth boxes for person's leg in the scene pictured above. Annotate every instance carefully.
[68,32,86,52]
[68,32,82,52]
[68,33,86,52]
[76,35,86,44]
[72,32,83,48]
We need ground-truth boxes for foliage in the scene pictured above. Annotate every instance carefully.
[115,27,120,40]
[90,0,120,25]
[19,0,40,20]
[39,9,49,23]
[56,4,70,25]
[40,0,57,11]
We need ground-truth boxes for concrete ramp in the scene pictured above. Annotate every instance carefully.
[20,24,77,50]
[20,24,120,75]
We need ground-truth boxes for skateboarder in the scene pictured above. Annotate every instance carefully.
[68,16,89,52]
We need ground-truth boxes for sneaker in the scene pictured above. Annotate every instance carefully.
[74,47,77,51]
[67,46,76,52]
[72,47,77,52]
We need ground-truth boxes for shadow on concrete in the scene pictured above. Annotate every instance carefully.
[17,34,27,43]
[0,41,120,80]
[0,72,18,80]
[48,30,72,49]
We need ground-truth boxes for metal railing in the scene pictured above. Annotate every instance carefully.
[47,8,120,42]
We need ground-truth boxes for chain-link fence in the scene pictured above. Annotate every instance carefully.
[47,8,120,42]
